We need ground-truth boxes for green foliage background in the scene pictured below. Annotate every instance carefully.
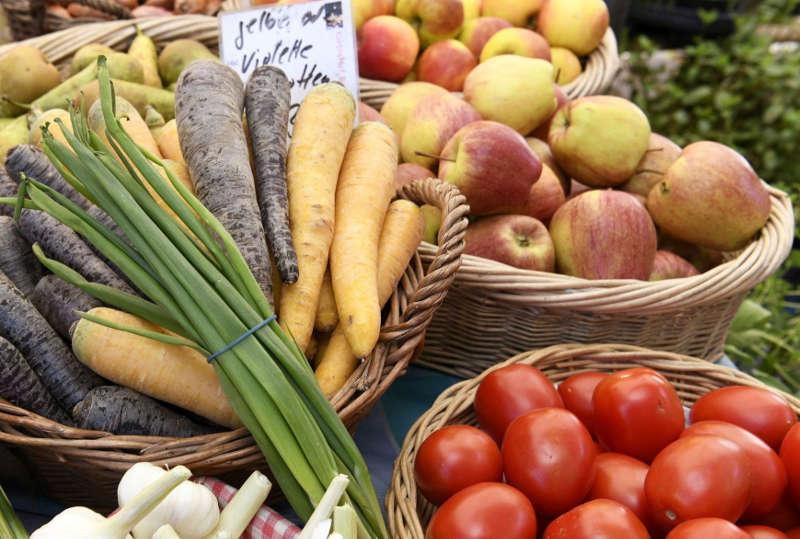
[623,0,800,395]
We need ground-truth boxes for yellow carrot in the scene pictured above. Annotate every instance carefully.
[279,83,356,351]
[316,199,424,395]
[71,307,242,428]
[330,121,397,358]
[156,119,186,168]
[315,267,338,332]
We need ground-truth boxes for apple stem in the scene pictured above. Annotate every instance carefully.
[554,67,561,84]
[635,168,664,176]
[645,147,665,153]
[415,151,454,162]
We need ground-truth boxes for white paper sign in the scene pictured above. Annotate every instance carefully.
[218,0,360,132]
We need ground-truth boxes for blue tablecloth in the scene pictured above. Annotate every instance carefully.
[6,358,737,532]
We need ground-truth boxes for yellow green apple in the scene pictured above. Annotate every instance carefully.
[649,250,700,281]
[352,0,395,32]
[396,0,465,48]
[438,120,543,215]
[358,16,419,82]
[481,0,543,27]
[421,204,442,244]
[479,28,551,63]
[620,133,682,198]
[380,81,448,139]
[462,0,480,22]
[400,92,481,169]
[537,0,609,56]
[525,163,566,222]
[459,16,513,56]
[549,190,657,280]
[647,141,771,251]
[395,162,434,190]
[464,214,555,272]
[548,95,651,187]
[463,55,556,135]
[418,39,477,91]
[530,83,568,140]
[550,47,582,84]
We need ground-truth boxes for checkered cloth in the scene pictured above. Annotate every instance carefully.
[194,477,300,539]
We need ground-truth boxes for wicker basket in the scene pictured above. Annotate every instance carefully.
[413,185,794,378]
[1,0,130,41]
[385,343,800,538]
[0,165,467,512]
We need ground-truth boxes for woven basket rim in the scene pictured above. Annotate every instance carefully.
[385,342,800,538]
[0,177,467,464]
[418,184,794,313]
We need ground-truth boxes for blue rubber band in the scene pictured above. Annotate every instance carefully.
[207,314,277,363]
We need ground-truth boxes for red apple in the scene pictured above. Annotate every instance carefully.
[649,250,700,280]
[396,0,465,47]
[658,233,724,273]
[567,179,591,199]
[400,92,481,169]
[352,0,394,31]
[479,28,551,63]
[537,0,609,56]
[621,133,682,198]
[417,39,477,92]
[395,162,433,189]
[526,136,568,193]
[530,84,568,140]
[438,120,543,215]
[465,214,555,272]
[525,164,566,222]
[459,16,513,57]
[358,101,385,124]
[647,141,771,251]
[358,15,419,82]
[421,203,442,244]
[380,81,448,139]
[549,190,657,280]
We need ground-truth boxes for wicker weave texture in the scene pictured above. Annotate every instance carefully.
[1,0,129,40]
[385,343,800,538]
[0,177,467,511]
[415,185,794,377]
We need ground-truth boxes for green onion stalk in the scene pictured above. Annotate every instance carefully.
[1,57,386,538]
[0,484,28,538]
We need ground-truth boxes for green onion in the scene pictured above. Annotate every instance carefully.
[7,57,386,538]
[0,484,28,539]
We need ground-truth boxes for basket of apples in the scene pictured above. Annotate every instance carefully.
[383,79,794,377]
[224,0,620,108]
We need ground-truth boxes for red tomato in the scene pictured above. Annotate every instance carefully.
[425,482,537,539]
[414,425,503,505]
[665,518,751,538]
[586,452,651,528]
[741,525,790,539]
[502,408,596,517]
[542,499,650,539]
[690,386,797,450]
[474,364,563,443]
[645,434,752,530]
[593,367,685,462]
[681,420,787,519]
[787,528,800,539]
[780,423,800,508]
[557,371,607,436]
[752,493,800,532]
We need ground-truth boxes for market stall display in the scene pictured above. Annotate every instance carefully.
[386,343,800,538]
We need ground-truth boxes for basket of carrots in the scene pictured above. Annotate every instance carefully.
[0,16,468,515]
[386,343,800,538]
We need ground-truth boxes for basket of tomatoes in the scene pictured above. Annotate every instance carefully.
[386,343,800,538]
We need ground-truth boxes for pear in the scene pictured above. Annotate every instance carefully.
[157,39,217,86]
[70,43,115,75]
[0,46,61,113]
[647,141,771,251]
[0,115,30,162]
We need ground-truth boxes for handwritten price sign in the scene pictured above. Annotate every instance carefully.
[219,0,360,130]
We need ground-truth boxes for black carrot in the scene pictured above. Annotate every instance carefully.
[29,274,101,340]
[72,385,215,437]
[175,60,274,306]
[0,270,103,410]
[0,215,41,296]
[5,145,91,210]
[0,335,72,424]
[244,66,298,284]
